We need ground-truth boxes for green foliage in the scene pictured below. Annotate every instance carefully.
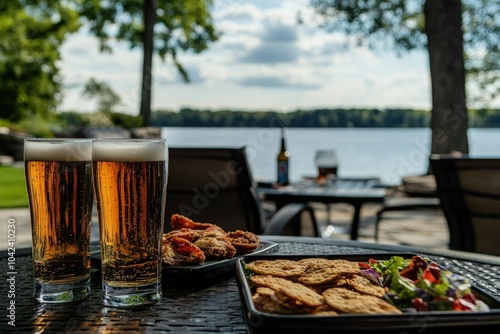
[150,108,500,128]
[1,114,55,137]
[82,78,122,112]
[311,0,499,106]
[0,118,12,128]
[56,110,112,129]
[76,0,219,82]
[151,108,432,128]
[469,109,500,127]
[311,0,426,51]
[81,112,114,127]
[0,166,28,208]
[57,111,88,129]
[462,2,499,105]
[14,114,54,137]
[0,1,80,121]
[57,110,141,130]
[106,111,142,129]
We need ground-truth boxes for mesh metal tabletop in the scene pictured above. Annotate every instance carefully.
[2,237,500,333]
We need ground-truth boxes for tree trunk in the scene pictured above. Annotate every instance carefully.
[424,0,468,155]
[139,0,156,127]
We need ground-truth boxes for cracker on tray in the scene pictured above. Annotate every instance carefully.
[246,259,308,277]
[298,260,360,286]
[323,287,401,315]
[250,275,324,312]
[346,274,385,298]
[245,257,401,316]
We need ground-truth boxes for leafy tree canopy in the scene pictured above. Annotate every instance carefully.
[82,78,122,112]
[150,107,500,128]
[0,1,80,121]
[311,0,499,106]
[76,0,219,81]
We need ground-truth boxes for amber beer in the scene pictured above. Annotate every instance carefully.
[314,150,338,182]
[24,139,93,303]
[92,139,168,307]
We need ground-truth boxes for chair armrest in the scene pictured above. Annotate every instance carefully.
[263,203,320,237]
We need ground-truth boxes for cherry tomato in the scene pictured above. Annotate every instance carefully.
[358,262,371,269]
[412,298,429,311]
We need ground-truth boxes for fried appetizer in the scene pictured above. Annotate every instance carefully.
[161,236,205,266]
[163,228,202,242]
[163,214,261,266]
[171,214,218,231]
[227,230,261,254]
[194,236,236,259]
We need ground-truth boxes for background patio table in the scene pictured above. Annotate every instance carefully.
[2,236,500,333]
[258,178,387,240]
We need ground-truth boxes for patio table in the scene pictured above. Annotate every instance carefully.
[2,236,500,333]
[258,178,387,240]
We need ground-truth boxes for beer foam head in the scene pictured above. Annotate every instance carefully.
[24,139,92,161]
[92,139,167,162]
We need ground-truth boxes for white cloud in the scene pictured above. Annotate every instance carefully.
[58,0,442,114]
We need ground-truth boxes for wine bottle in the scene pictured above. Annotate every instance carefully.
[277,127,290,186]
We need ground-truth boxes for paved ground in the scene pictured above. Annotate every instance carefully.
[315,202,448,249]
[0,201,448,251]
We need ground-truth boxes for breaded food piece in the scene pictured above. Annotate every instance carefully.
[161,236,205,266]
[171,214,219,231]
[194,236,236,259]
[163,228,202,242]
[227,230,260,254]
[194,225,237,259]
[323,287,401,315]
[246,260,308,277]
[199,225,228,238]
[346,274,385,298]
[250,276,324,311]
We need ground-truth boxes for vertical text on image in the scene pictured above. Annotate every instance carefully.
[7,218,16,326]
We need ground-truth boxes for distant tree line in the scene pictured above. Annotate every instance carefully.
[150,108,500,128]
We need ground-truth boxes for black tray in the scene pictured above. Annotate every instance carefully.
[91,240,278,282]
[235,253,500,333]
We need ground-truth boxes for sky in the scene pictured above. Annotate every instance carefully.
[59,0,437,114]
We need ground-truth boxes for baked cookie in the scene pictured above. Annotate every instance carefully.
[246,260,307,277]
[250,275,324,311]
[322,287,401,314]
[346,274,385,298]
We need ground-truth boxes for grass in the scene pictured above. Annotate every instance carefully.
[0,166,28,208]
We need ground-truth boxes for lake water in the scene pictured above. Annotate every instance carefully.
[162,127,500,185]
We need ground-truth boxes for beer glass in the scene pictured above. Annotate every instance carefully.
[314,150,338,182]
[92,139,168,307]
[24,138,93,303]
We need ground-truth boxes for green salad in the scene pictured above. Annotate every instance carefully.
[359,255,490,312]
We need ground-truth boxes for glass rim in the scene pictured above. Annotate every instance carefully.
[92,138,166,143]
[24,138,93,142]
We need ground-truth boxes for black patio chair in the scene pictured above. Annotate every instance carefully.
[374,196,441,242]
[430,154,500,256]
[165,147,320,236]
[374,174,441,242]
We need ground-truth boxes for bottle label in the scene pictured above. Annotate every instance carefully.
[277,161,289,184]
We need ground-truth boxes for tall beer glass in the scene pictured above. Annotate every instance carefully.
[24,138,93,303]
[92,139,168,307]
[314,150,338,182]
